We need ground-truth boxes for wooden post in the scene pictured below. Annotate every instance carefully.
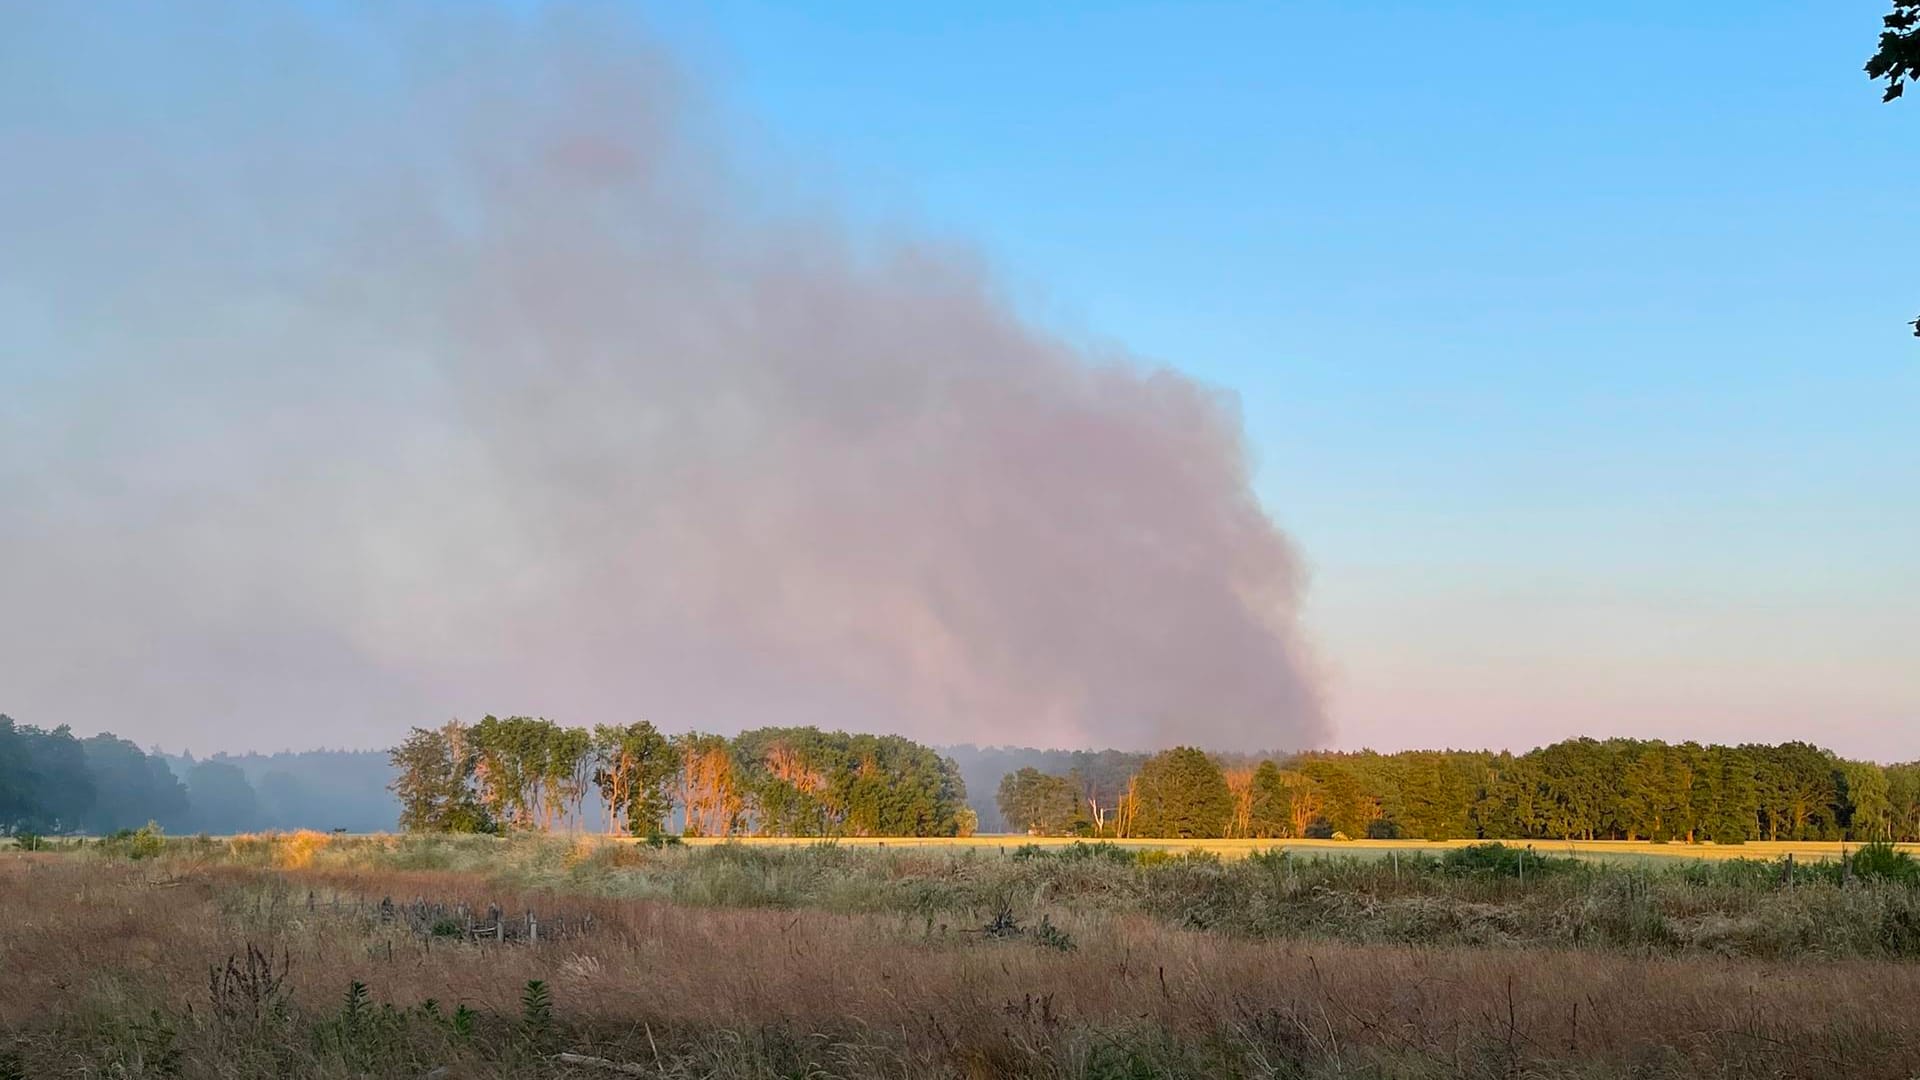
[1391,850,1400,882]
[529,911,538,944]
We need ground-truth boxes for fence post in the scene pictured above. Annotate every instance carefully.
[529,911,538,944]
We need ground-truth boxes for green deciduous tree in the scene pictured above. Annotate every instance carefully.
[592,722,676,836]
[13,724,96,834]
[80,734,188,834]
[389,721,494,833]
[1131,747,1232,839]
[996,768,1083,835]
[1294,758,1375,838]
[184,759,260,833]
[1841,759,1894,841]
[470,716,575,831]
[1395,751,1471,840]
[0,718,27,832]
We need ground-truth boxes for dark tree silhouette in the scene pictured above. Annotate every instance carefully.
[1867,2,1920,334]
[1868,1,1920,101]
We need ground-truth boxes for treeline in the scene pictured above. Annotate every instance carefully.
[942,745,1150,832]
[0,717,186,835]
[159,748,401,833]
[0,715,401,836]
[390,717,975,837]
[997,738,1920,842]
[15,712,1919,845]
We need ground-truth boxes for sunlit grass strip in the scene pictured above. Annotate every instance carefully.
[659,835,1920,863]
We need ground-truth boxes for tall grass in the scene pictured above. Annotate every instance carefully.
[6,851,1920,1078]
[88,831,1920,961]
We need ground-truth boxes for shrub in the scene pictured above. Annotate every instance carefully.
[1028,914,1077,952]
[1851,841,1919,884]
[1439,842,1576,879]
[1134,848,1220,869]
[1058,841,1135,864]
[1012,841,1134,864]
[1365,819,1402,840]
[100,821,168,860]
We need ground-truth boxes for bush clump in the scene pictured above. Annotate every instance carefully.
[98,821,168,860]
[1851,841,1920,884]
[1439,842,1576,879]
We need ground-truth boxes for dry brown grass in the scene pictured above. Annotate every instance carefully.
[4,853,1919,1078]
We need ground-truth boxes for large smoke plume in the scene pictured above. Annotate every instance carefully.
[0,5,1325,752]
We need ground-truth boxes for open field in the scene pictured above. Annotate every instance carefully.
[18,833,1906,865]
[667,835,1920,864]
[6,834,1920,1077]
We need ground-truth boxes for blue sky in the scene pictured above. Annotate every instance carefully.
[636,1,1917,754]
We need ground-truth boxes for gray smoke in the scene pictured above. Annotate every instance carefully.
[0,5,1324,752]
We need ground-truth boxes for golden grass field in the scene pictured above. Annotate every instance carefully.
[17,831,1909,865]
[673,834,1919,863]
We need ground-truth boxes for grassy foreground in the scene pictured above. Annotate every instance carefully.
[5,833,1920,1077]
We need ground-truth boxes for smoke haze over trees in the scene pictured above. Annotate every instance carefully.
[0,4,1323,754]
[11,709,1920,847]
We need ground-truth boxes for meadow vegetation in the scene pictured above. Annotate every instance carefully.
[7,833,1920,1078]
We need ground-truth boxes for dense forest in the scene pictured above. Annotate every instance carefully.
[0,715,397,836]
[995,740,1920,843]
[8,710,1920,844]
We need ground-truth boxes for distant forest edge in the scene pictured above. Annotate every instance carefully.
[4,712,1920,843]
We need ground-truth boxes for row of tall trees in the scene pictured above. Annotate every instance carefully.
[1000,739,1920,843]
[389,718,975,838]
